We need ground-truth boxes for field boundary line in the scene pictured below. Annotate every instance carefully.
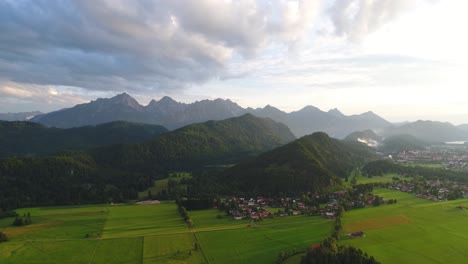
[192,229,210,264]
[87,240,100,264]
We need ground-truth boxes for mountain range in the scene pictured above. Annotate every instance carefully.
[31,93,392,138]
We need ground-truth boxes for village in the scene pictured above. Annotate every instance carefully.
[216,185,396,221]
[216,175,468,221]
[388,177,468,201]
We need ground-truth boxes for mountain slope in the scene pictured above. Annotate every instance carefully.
[92,114,296,172]
[222,132,377,194]
[382,120,468,142]
[380,134,428,154]
[457,124,468,132]
[0,120,168,157]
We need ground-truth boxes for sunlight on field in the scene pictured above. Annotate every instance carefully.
[346,214,411,232]
[341,188,468,264]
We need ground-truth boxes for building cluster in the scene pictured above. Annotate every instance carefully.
[218,196,311,220]
[218,188,390,221]
[389,178,468,201]
[396,149,468,171]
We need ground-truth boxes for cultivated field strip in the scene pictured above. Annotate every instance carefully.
[0,202,333,263]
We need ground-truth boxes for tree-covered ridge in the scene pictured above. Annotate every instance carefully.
[379,134,428,154]
[92,114,296,172]
[0,151,153,210]
[0,115,296,209]
[222,132,378,194]
[0,120,168,157]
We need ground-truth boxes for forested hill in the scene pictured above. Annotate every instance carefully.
[0,120,168,157]
[92,114,296,172]
[0,114,295,209]
[222,132,378,194]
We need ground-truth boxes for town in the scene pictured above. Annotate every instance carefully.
[396,145,468,171]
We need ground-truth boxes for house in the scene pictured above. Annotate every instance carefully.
[325,212,335,219]
[310,244,321,250]
[278,211,288,217]
[250,212,259,219]
[349,231,365,238]
[260,211,270,218]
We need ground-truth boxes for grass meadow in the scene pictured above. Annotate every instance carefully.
[0,202,332,263]
[341,188,468,264]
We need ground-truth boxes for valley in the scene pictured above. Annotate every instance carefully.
[2,2,467,263]
[2,95,468,263]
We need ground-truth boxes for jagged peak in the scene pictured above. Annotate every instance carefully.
[328,108,345,117]
[108,92,140,105]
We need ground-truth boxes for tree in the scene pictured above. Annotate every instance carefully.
[0,232,8,243]
[350,176,357,186]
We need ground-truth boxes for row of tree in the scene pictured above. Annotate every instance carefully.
[301,237,380,264]
[13,212,32,226]
[177,202,193,228]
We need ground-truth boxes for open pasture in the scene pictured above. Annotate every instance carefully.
[341,188,468,264]
[0,201,333,263]
[102,203,188,238]
[191,209,333,264]
[0,202,201,264]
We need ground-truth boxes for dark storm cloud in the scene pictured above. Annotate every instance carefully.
[0,0,316,93]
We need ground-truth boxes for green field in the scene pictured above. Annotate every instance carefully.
[8,188,466,263]
[355,173,397,184]
[0,203,204,264]
[341,188,468,263]
[138,173,192,200]
[196,217,331,263]
[0,202,332,263]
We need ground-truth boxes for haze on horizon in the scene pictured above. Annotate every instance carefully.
[1,0,467,124]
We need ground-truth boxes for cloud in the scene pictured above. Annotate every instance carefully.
[0,0,320,96]
[328,0,434,41]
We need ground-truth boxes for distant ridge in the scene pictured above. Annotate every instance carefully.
[0,111,42,121]
[32,93,392,138]
[383,120,468,142]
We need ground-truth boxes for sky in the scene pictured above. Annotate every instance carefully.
[1,0,467,124]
